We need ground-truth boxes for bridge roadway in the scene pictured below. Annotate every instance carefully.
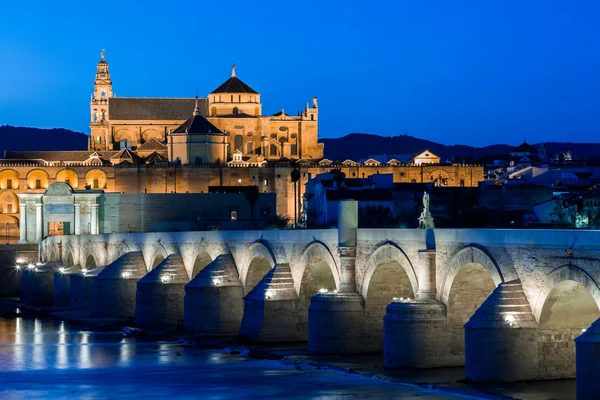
[21,201,600,399]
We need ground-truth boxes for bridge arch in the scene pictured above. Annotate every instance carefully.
[108,242,131,264]
[297,241,340,294]
[361,242,418,299]
[65,248,75,268]
[242,240,277,295]
[441,245,503,364]
[192,250,213,278]
[149,244,168,271]
[440,245,504,305]
[296,241,339,337]
[532,264,600,322]
[361,242,418,347]
[533,264,600,378]
[47,245,59,262]
[84,254,97,270]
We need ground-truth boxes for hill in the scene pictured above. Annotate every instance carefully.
[2,126,600,162]
[0,125,88,156]
[320,133,600,161]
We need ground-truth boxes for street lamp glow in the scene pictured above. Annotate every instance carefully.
[59,267,65,274]
[27,264,35,270]
[121,271,132,279]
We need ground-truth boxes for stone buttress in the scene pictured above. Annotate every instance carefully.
[183,254,244,335]
[135,254,189,328]
[464,280,538,382]
[238,263,300,342]
[90,251,146,319]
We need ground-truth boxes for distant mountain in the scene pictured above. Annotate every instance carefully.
[0,125,88,156]
[321,133,600,161]
[2,126,600,163]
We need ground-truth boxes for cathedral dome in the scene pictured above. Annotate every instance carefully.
[210,64,258,94]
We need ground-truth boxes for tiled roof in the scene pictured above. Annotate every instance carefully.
[108,98,208,120]
[173,114,225,136]
[137,139,166,152]
[3,151,119,162]
[512,141,536,154]
[144,152,167,164]
[211,77,258,94]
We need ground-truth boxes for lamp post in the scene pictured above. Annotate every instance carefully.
[291,168,300,228]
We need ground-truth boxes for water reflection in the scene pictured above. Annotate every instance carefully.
[0,315,469,399]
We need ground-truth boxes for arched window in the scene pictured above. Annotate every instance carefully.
[234,135,243,152]
[233,107,239,115]
[270,144,278,156]
[291,144,297,156]
[246,142,253,154]
[460,179,465,187]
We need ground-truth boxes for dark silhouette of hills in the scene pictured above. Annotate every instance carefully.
[2,126,600,162]
[321,133,600,161]
[0,125,88,156]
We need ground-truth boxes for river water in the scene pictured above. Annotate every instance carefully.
[0,314,467,400]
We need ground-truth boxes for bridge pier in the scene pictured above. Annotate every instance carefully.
[183,254,244,335]
[21,262,62,307]
[135,254,189,328]
[238,263,300,342]
[90,251,146,319]
[309,292,370,353]
[69,267,105,312]
[384,247,453,367]
[384,299,448,367]
[53,265,81,308]
[576,318,600,400]
[465,280,539,382]
[309,200,371,353]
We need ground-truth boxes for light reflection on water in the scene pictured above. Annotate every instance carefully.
[0,316,462,399]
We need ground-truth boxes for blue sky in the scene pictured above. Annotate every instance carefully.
[0,0,599,146]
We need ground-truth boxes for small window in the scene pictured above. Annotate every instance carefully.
[93,179,99,189]
[7,204,12,214]
[310,114,314,121]
[233,107,239,115]
[264,179,269,186]
[270,144,277,156]
[6,180,12,189]
[96,136,101,143]
[270,133,277,139]
[231,95,233,102]
[460,179,465,187]
[35,179,41,189]
[411,179,417,183]
[246,142,253,154]
[238,95,241,102]
[230,207,238,221]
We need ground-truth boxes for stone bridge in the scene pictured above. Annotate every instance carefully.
[24,201,600,398]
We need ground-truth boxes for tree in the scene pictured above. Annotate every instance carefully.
[551,200,575,226]
[244,187,260,220]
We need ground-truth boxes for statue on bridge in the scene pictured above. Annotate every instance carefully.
[418,191,435,229]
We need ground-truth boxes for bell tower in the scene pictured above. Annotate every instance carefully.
[89,49,112,150]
